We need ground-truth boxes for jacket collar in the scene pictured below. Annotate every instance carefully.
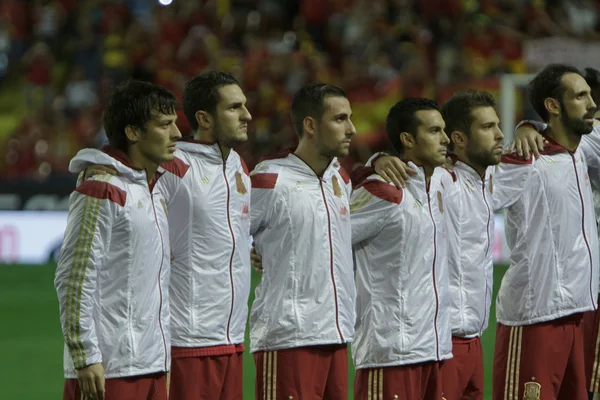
[176,139,228,164]
[539,130,578,156]
[69,146,148,182]
[405,161,429,197]
[288,152,340,179]
[454,159,486,181]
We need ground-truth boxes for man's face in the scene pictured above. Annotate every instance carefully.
[138,111,181,164]
[466,106,504,167]
[411,109,449,168]
[315,96,356,158]
[559,73,597,136]
[212,84,252,148]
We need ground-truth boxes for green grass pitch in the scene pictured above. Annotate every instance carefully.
[0,263,508,399]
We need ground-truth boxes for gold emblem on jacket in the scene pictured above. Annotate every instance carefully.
[523,381,541,400]
[236,172,247,194]
[332,176,343,198]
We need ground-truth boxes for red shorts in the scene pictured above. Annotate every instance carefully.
[493,313,587,400]
[63,372,167,400]
[254,344,348,400]
[584,302,600,393]
[354,361,442,400]
[169,346,244,400]
[440,337,484,400]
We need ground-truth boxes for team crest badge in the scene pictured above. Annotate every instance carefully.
[332,176,343,198]
[437,191,444,213]
[235,172,247,194]
[523,381,541,400]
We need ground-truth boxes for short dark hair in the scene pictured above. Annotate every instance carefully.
[584,67,600,105]
[386,98,440,154]
[528,63,582,122]
[103,80,178,152]
[290,82,347,137]
[442,90,496,138]
[183,71,240,131]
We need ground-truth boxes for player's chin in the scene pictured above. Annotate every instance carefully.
[434,154,447,166]
[336,147,350,157]
[489,152,502,165]
[230,133,248,146]
[160,152,176,162]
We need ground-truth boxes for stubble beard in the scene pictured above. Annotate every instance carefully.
[560,104,594,137]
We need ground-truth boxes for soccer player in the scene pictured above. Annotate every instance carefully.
[436,90,504,400]
[491,64,598,400]
[79,71,253,400]
[165,71,252,400]
[54,80,182,400]
[363,91,510,399]
[512,66,600,400]
[249,82,356,400]
[350,98,453,400]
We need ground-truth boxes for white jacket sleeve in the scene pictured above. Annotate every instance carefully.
[250,169,280,236]
[54,178,121,369]
[350,177,402,244]
[491,153,533,211]
[580,124,600,190]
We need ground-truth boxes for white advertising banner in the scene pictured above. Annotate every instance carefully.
[0,211,512,266]
[0,211,68,264]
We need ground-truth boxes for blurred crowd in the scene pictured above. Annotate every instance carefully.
[1,0,599,179]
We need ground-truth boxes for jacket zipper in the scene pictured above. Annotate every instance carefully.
[223,163,236,344]
[480,180,492,335]
[150,191,168,371]
[426,187,440,360]
[320,179,344,342]
[570,155,596,308]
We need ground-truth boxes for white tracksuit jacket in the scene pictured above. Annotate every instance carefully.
[441,161,495,338]
[492,136,599,326]
[158,140,251,348]
[350,163,452,369]
[249,152,356,352]
[56,148,171,378]
[519,119,600,294]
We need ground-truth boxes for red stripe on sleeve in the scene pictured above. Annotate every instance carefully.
[350,166,375,189]
[500,154,533,165]
[76,180,127,206]
[251,173,278,189]
[359,179,403,204]
[160,156,190,178]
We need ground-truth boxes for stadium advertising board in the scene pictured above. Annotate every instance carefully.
[0,210,512,266]
[0,211,67,264]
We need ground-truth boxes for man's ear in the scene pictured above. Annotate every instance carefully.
[125,126,141,143]
[400,131,415,150]
[195,110,212,130]
[450,130,467,149]
[302,116,317,138]
[544,97,561,118]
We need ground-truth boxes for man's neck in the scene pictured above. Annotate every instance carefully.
[546,120,582,152]
[194,130,231,161]
[128,149,158,184]
[453,152,486,178]
[294,140,331,177]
